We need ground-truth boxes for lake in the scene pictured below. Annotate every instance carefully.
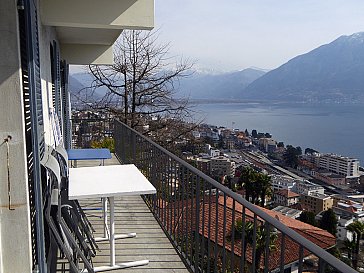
[193,102,364,165]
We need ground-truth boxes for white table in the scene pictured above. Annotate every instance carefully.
[69,164,156,272]
[67,148,113,238]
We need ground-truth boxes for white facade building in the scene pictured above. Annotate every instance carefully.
[316,153,360,178]
[270,175,296,191]
[292,180,325,195]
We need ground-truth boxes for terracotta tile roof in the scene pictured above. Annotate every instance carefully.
[197,196,336,270]
[275,189,300,198]
[157,195,335,271]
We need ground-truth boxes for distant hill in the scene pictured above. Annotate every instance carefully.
[243,32,364,103]
[177,68,266,99]
[68,72,106,106]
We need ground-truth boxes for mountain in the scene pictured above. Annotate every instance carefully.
[68,72,107,106]
[69,74,85,94]
[243,32,364,103]
[177,68,266,99]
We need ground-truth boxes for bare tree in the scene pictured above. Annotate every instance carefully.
[87,30,195,139]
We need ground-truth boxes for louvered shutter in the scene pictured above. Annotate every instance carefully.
[19,0,47,272]
[52,40,63,131]
[61,61,72,149]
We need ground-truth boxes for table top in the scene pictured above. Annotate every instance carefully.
[68,164,156,200]
[67,148,112,160]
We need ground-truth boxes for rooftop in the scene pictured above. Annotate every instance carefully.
[275,189,300,198]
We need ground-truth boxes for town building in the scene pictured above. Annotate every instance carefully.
[273,189,300,207]
[300,193,333,214]
[210,156,236,177]
[193,158,211,175]
[270,175,296,191]
[332,198,364,221]
[312,170,346,186]
[315,153,360,179]
[258,137,277,153]
[292,180,325,195]
[271,206,302,219]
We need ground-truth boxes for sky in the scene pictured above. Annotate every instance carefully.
[155,0,364,72]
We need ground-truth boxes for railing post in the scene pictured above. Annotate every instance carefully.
[194,176,201,273]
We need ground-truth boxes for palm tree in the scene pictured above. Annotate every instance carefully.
[347,221,364,269]
[253,225,277,273]
[343,238,355,261]
[239,167,256,202]
[234,220,277,273]
[256,173,272,207]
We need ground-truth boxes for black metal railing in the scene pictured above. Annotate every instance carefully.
[71,118,114,148]
[114,120,355,273]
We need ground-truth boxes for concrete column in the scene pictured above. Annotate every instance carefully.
[0,1,33,272]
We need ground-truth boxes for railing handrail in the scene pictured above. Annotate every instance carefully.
[114,119,356,273]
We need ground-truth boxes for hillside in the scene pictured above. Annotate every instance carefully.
[177,68,266,99]
[243,32,364,103]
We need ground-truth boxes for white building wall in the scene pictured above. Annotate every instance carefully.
[318,154,360,178]
[39,22,58,147]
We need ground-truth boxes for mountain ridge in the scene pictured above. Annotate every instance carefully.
[242,32,364,103]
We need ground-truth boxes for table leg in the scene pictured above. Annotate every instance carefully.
[103,197,108,238]
[90,196,149,272]
[109,196,115,266]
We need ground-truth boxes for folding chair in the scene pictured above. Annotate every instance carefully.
[41,147,96,273]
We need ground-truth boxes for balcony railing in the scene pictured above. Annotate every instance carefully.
[114,120,356,273]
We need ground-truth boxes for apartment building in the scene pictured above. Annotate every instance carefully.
[273,189,300,207]
[312,170,346,186]
[301,193,333,214]
[194,158,211,175]
[210,156,236,177]
[315,153,360,178]
[0,1,153,272]
[258,137,277,153]
[292,179,325,195]
[270,175,296,191]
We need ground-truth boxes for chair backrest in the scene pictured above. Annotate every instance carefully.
[41,145,96,273]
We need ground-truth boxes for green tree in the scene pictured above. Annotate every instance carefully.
[256,173,272,207]
[244,129,250,137]
[239,168,272,206]
[234,221,277,273]
[299,211,317,226]
[343,238,355,261]
[277,142,284,148]
[283,145,301,168]
[320,209,338,236]
[90,137,115,152]
[347,221,364,270]
[251,130,257,138]
[305,147,319,154]
[239,167,256,202]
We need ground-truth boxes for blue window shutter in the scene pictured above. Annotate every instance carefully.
[20,0,47,272]
[52,40,63,131]
[61,61,72,149]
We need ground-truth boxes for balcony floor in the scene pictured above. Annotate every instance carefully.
[58,155,189,273]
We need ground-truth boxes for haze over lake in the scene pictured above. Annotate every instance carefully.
[194,102,364,165]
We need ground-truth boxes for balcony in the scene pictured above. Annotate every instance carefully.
[68,118,357,273]
[58,155,188,272]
